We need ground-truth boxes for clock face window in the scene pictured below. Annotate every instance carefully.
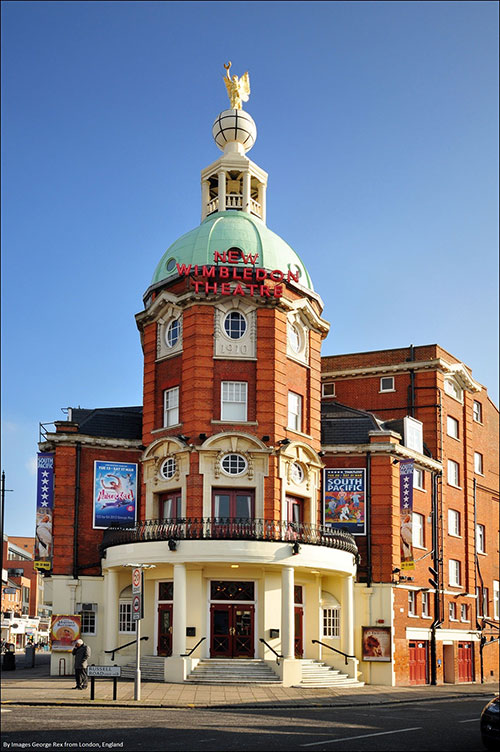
[288,324,301,353]
[224,311,247,340]
[166,319,180,348]
[291,462,304,484]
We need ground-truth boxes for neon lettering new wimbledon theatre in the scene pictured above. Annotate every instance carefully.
[176,249,300,298]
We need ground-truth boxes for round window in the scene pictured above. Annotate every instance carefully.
[166,257,177,273]
[221,453,247,476]
[223,311,247,340]
[160,458,176,480]
[165,319,180,348]
[288,324,301,353]
[291,462,304,484]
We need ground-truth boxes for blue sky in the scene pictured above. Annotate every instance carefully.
[1,1,498,537]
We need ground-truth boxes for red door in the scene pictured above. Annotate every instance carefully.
[210,604,254,658]
[157,604,173,656]
[294,606,304,658]
[409,641,428,685]
[457,642,474,682]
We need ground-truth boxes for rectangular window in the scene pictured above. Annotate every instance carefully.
[414,467,425,490]
[449,602,457,621]
[80,610,96,635]
[288,391,302,432]
[119,602,136,633]
[461,604,469,622]
[160,492,182,520]
[412,512,425,548]
[448,509,460,537]
[322,607,340,638]
[380,376,395,392]
[221,381,247,422]
[473,401,483,423]
[494,581,499,621]
[476,523,485,554]
[474,452,484,475]
[449,559,461,587]
[163,386,179,427]
[422,592,430,618]
[447,416,459,439]
[408,591,417,616]
[322,382,335,397]
[447,460,460,487]
[481,588,489,617]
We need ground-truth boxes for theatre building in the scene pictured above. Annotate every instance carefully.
[38,91,498,686]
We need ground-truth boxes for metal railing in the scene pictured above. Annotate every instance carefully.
[311,639,356,665]
[181,637,206,657]
[100,518,358,556]
[104,636,149,661]
[259,638,283,665]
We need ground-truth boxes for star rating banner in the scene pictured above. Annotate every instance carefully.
[399,459,415,571]
[34,452,54,570]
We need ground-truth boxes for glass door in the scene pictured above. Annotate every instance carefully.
[210,604,255,658]
[157,603,173,656]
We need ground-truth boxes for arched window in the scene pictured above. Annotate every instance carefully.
[321,591,340,638]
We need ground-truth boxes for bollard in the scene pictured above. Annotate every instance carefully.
[58,657,66,676]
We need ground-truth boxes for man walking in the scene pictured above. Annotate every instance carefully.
[72,638,91,690]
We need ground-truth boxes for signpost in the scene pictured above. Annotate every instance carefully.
[88,665,121,701]
[132,567,143,701]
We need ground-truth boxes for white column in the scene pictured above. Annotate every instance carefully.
[104,569,120,656]
[201,179,210,221]
[342,574,354,656]
[218,170,226,213]
[172,563,187,656]
[258,183,266,223]
[281,566,294,660]
[242,170,251,213]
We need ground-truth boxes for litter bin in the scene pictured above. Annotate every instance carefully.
[25,645,35,667]
[2,643,16,671]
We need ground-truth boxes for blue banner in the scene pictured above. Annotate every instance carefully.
[400,459,415,570]
[34,453,54,569]
[93,461,138,529]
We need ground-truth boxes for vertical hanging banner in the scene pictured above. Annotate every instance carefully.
[324,468,366,535]
[400,459,415,570]
[34,452,54,571]
[93,461,138,529]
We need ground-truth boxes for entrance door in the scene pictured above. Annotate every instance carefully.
[294,606,304,658]
[210,604,254,658]
[408,641,428,685]
[158,604,173,656]
[457,642,474,682]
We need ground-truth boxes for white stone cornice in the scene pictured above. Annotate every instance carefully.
[321,441,442,472]
[39,434,142,451]
[322,357,482,394]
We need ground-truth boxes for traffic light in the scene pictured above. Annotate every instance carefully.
[428,566,439,589]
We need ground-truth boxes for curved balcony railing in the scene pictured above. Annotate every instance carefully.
[100,518,358,557]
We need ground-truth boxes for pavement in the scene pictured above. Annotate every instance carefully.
[1,651,498,709]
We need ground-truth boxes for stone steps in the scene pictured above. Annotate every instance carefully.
[186,658,281,684]
[295,659,365,688]
[120,656,165,682]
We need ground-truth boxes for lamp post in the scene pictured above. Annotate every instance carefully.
[1,471,14,572]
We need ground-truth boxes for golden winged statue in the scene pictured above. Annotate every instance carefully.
[223,61,250,110]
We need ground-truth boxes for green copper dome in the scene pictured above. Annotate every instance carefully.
[151,211,313,290]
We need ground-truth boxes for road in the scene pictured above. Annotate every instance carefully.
[1,697,488,751]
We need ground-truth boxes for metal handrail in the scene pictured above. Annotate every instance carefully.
[312,639,355,665]
[259,637,283,665]
[104,636,149,661]
[100,518,358,557]
[181,637,206,657]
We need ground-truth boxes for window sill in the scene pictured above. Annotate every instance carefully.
[211,420,258,426]
[379,389,396,394]
[447,483,462,490]
[152,424,182,434]
[408,613,419,619]
[422,615,432,620]
[447,435,460,442]
[474,471,485,477]
[413,544,427,551]
[448,533,462,539]
[449,584,462,589]
[285,428,313,440]
[477,550,487,556]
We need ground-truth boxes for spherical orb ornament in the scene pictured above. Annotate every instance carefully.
[212,109,257,153]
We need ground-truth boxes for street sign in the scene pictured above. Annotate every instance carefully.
[132,594,143,621]
[132,568,142,594]
[88,665,121,677]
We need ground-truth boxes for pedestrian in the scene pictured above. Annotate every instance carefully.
[72,638,91,690]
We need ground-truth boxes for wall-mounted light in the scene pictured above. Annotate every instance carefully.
[176,435,190,444]
[261,435,270,443]
[292,541,301,555]
[199,433,207,442]
[278,438,291,446]
[168,539,177,551]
